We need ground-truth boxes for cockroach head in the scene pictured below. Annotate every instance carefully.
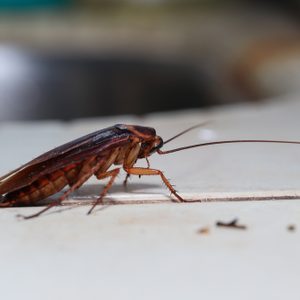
[114,124,157,140]
[115,124,163,158]
[138,135,163,158]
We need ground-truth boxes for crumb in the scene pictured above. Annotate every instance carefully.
[197,227,210,234]
[287,224,296,232]
[216,218,247,230]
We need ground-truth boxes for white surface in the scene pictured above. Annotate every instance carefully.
[1,201,300,300]
[1,96,300,299]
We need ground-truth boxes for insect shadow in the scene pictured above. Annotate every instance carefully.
[36,182,161,206]
[22,182,162,217]
[73,182,161,198]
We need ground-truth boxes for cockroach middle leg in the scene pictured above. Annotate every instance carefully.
[145,157,150,168]
[18,160,104,219]
[124,167,186,202]
[87,168,120,215]
[123,174,130,187]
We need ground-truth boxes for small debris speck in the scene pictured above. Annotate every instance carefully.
[197,227,210,235]
[287,224,296,232]
[216,218,247,230]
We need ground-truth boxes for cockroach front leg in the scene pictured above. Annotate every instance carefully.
[87,168,120,215]
[124,167,186,202]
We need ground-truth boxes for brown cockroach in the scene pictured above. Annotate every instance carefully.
[0,123,300,219]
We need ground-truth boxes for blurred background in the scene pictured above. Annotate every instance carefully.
[0,0,300,121]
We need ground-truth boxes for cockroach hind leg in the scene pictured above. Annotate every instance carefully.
[16,202,60,220]
[0,200,15,207]
[0,195,12,207]
[13,157,104,220]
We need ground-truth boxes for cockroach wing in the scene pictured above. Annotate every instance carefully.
[0,126,131,195]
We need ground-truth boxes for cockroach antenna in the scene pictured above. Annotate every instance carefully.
[163,121,210,144]
[161,122,300,153]
[158,139,300,155]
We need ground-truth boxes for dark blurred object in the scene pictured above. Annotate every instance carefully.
[0,0,69,9]
[249,0,300,10]
[232,38,300,99]
[0,47,210,121]
[1,1,300,121]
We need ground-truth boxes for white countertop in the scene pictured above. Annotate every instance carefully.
[1,95,300,300]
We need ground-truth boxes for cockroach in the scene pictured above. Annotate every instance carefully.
[1,123,300,219]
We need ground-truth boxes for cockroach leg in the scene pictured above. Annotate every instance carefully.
[87,168,120,215]
[145,157,150,168]
[123,174,130,187]
[18,160,104,219]
[0,200,15,207]
[124,167,186,202]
